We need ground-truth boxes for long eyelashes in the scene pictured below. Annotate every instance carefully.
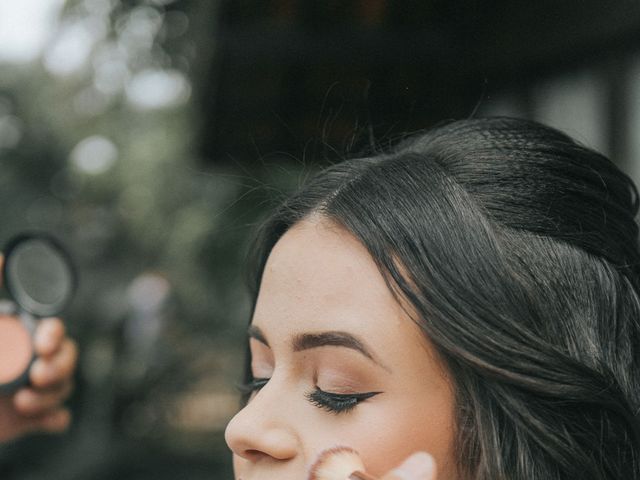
[237,377,380,414]
[305,389,380,414]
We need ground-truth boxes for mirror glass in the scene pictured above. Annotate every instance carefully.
[4,236,75,317]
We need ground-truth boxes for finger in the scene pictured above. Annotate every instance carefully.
[30,338,78,388]
[380,452,436,480]
[34,318,66,357]
[37,407,72,432]
[17,408,72,436]
[13,380,74,417]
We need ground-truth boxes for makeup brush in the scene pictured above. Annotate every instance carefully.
[308,446,378,480]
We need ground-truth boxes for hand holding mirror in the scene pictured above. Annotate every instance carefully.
[0,233,76,393]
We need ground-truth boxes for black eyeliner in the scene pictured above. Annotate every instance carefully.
[305,388,381,414]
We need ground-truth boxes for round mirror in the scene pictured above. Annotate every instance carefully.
[3,234,76,317]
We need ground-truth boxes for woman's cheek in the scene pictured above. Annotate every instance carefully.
[301,401,401,476]
[341,403,411,476]
[355,395,456,478]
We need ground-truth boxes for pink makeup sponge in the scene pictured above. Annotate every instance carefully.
[308,446,377,480]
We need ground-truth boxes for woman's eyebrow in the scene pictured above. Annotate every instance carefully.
[247,325,269,346]
[292,331,391,372]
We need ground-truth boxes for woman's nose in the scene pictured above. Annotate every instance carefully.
[224,382,298,462]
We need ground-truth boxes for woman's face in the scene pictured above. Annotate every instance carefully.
[225,218,457,479]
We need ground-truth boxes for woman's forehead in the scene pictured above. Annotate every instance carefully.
[259,219,395,317]
[253,219,437,364]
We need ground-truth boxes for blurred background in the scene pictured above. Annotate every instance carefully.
[1,0,640,478]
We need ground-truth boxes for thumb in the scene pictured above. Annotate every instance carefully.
[380,452,436,480]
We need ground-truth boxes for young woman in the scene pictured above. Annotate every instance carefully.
[225,117,640,479]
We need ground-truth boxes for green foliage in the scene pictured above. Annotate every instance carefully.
[0,1,307,477]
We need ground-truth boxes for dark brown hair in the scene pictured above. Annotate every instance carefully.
[246,117,640,479]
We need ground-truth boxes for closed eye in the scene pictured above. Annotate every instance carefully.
[305,387,381,414]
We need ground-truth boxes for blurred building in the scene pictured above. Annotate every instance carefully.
[200,0,640,184]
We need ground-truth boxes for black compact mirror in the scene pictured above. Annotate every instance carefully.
[3,234,76,318]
